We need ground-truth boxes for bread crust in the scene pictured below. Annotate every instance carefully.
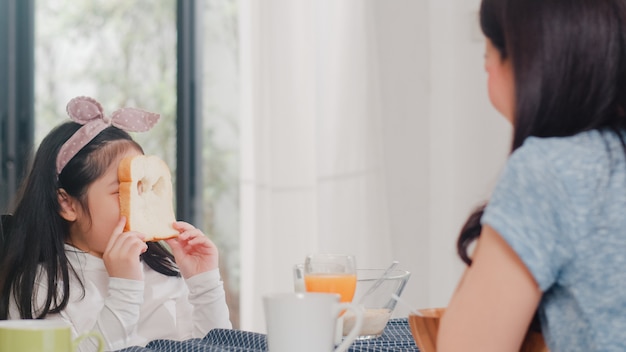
[118,155,179,241]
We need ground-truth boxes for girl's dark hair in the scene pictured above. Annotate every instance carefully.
[0,122,179,319]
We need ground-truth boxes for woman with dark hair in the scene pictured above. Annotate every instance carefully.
[438,0,626,350]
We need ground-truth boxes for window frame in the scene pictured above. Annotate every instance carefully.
[0,0,202,224]
[0,0,35,212]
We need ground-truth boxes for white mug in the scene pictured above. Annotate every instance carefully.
[263,292,364,352]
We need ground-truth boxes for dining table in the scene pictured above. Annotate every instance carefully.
[116,318,420,352]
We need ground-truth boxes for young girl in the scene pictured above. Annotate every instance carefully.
[0,97,231,351]
[438,0,626,351]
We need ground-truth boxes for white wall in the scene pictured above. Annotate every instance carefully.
[238,0,513,329]
[374,0,511,314]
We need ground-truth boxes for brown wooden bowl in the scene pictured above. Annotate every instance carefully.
[408,308,444,352]
[408,308,549,352]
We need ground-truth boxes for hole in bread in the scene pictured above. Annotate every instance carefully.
[152,176,166,196]
[137,180,144,195]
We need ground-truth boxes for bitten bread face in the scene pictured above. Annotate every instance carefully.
[118,155,178,241]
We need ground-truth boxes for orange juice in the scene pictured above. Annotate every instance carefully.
[304,273,357,302]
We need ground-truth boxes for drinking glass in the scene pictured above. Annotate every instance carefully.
[303,254,357,303]
[293,264,306,293]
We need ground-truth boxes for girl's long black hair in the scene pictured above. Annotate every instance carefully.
[458,0,626,331]
[0,122,180,319]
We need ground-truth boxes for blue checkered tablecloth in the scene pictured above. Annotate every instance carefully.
[117,318,419,352]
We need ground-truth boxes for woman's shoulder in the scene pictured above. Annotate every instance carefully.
[506,129,626,200]
[513,129,620,169]
[521,129,608,153]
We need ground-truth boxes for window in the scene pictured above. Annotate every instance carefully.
[14,0,240,326]
[198,0,240,327]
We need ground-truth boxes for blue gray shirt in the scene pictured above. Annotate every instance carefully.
[483,129,626,351]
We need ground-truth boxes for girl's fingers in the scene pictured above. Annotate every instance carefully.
[103,227,147,280]
[178,232,216,252]
[172,222,216,250]
[105,217,127,252]
[106,228,147,259]
[187,237,212,249]
[165,238,184,256]
[177,227,206,239]
[105,220,146,260]
[177,229,204,242]
[173,221,195,232]
[165,237,180,248]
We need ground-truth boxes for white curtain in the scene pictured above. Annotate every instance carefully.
[239,0,394,332]
[239,0,511,333]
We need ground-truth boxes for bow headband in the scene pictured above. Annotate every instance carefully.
[56,96,160,176]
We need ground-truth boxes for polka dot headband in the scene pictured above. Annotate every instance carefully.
[56,96,160,176]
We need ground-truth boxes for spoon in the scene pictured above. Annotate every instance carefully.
[358,260,400,304]
[391,293,423,316]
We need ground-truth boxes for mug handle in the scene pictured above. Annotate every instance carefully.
[73,331,105,352]
[333,303,364,352]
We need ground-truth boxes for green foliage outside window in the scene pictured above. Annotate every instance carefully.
[35,0,240,327]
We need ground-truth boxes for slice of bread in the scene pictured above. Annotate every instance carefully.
[118,155,178,241]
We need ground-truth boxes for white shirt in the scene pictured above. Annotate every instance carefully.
[9,245,232,352]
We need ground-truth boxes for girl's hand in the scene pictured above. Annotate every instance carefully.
[103,217,147,281]
[165,221,219,279]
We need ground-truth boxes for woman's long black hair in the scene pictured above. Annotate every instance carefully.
[458,0,626,331]
[0,122,180,319]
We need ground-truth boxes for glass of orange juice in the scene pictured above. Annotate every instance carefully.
[303,254,357,303]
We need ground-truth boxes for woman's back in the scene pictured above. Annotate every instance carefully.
[439,0,626,350]
[483,129,626,349]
